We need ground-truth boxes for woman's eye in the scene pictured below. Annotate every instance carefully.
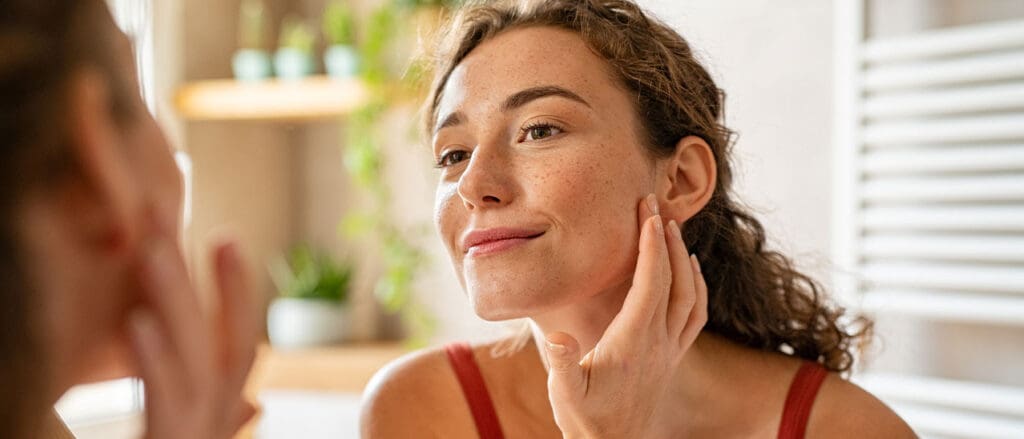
[523,123,562,142]
[435,150,470,168]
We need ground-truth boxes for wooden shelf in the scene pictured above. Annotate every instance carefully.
[175,76,369,121]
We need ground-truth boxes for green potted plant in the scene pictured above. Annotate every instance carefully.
[232,0,272,81]
[268,245,353,349]
[274,15,317,80]
[322,0,359,79]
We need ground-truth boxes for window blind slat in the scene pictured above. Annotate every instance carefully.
[862,144,1024,174]
[863,82,1024,119]
[861,205,1024,232]
[858,373,1024,418]
[862,50,1024,91]
[861,289,1024,326]
[862,113,1024,146]
[861,234,1024,262]
[862,18,1024,63]
[862,262,1024,294]
[861,174,1024,203]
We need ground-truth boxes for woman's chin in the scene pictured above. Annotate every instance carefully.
[469,289,561,322]
[472,300,529,321]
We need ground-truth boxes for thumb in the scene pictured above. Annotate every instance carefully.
[544,332,587,401]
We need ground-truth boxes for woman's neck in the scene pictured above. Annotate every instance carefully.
[527,279,631,357]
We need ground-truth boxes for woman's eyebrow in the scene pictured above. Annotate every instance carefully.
[435,112,464,134]
[501,85,591,111]
[434,85,590,135]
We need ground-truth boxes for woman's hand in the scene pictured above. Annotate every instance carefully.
[127,221,259,439]
[543,194,708,438]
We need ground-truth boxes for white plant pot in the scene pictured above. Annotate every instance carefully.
[324,45,359,78]
[274,48,315,80]
[232,49,273,81]
[267,298,349,349]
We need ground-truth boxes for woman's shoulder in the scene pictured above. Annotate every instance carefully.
[807,370,918,438]
[360,343,466,437]
[359,339,516,438]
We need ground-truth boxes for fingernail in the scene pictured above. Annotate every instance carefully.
[546,341,567,355]
[690,254,702,273]
[653,215,664,234]
[646,193,659,216]
[668,219,681,239]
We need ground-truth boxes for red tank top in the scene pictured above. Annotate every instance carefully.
[444,343,828,439]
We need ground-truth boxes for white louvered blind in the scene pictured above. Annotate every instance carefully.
[833,2,1024,438]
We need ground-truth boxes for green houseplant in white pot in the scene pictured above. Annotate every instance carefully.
[268,245,353,349]
[232,0,272,81]
[274,16,317,80]
[322,0,359,79]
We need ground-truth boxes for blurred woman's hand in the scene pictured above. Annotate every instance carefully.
[543,194,708,438]
[127,216,259,439]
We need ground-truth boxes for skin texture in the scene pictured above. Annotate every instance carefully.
[15,16,258,438]
[361,26,917,438]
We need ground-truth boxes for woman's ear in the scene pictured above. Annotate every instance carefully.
[63,68,140,252]
[658,135,717,224]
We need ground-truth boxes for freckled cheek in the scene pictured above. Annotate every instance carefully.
[434,183,464,258]
[536,155,634,230]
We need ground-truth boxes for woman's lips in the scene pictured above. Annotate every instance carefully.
[462,227,546,257]
[468,236,540,256]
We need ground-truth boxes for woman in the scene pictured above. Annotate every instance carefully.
[1,1,257,437]
[362,0,916,437]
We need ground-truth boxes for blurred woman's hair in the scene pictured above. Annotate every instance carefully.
[426,0,872,373]
[0,0,134,435]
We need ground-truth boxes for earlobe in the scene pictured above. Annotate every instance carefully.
[659,135,717,224]
[65,68,139,253]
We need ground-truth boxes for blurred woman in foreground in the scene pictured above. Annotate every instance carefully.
[0,1,257,437]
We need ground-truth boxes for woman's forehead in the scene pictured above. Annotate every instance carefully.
[437,26,624,119]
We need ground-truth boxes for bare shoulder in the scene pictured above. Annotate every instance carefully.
[807,372,918,438]
[360,345,475,438]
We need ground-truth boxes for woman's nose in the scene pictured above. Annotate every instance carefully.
[456,144,513,210]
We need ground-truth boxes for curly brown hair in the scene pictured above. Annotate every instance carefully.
[426,0,871,373]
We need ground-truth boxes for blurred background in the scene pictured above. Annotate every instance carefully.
[54,0,1024,437]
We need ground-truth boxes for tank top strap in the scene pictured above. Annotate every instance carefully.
[444,342,506,439]
[777,361,829,439]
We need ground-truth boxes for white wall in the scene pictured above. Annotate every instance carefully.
[638,0,837,283]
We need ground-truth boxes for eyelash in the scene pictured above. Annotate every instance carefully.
[435,150,469,169]
[433,121,566,169]
[519,121,564,142]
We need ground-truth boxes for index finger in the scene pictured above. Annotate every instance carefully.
[213,241,258,391]
[138,233,210,389]
[605,194,672,341]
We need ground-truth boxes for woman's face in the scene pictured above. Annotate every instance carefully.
[28,24,183,386]
[433,26,658,320]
